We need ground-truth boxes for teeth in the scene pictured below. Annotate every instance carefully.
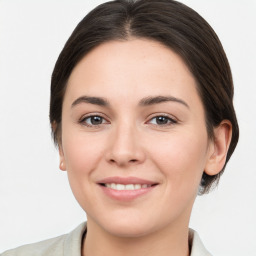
[116,184,125,190]
[105,183,151,190]
[134,184,141,189]
[125,184,135,190]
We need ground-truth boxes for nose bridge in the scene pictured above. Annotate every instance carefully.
[116,121,136,150]
[106,118,145,166]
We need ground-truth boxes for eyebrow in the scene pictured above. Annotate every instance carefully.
[72,96,110,107]
[71,95,189,109]
[139,96,189,108]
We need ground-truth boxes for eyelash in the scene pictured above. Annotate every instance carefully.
[79,114,177,128]
[79,114,109,128]
[147,115,177,126]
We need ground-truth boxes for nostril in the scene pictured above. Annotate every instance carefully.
[107,153,142,165]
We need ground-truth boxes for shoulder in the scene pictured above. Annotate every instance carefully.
[189,228,212,256]
[0,223,86,256]
[1,235,66,256]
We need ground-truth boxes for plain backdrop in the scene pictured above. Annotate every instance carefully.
[0,0,255,255]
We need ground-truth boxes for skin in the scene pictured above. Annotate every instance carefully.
[58,39,232,256]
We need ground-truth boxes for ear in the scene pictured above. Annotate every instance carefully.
[59,145,67,171]
[205,120,232,176]
[51,121,66,171]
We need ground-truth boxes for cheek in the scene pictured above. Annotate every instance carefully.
[61,131,107,211]
[150,130,208,194]
[62,123,106,168]
[61,129,104,185]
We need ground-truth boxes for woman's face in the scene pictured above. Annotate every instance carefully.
[60,39,214,237]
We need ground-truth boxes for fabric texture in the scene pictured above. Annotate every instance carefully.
[1,223,212,256]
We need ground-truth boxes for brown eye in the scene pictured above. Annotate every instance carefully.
[90,116,103,125]
[81,115,107,126]
[148,116,177,126]
[156,116,169,125]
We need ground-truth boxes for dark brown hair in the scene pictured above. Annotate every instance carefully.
[50,0,239,194]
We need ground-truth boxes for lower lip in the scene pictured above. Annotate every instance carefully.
[99,185,156,201]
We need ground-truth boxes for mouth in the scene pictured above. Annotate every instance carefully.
[99,183,157,191]
[97,176,158,201]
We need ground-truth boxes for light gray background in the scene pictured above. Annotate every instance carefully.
[0,0,255,255]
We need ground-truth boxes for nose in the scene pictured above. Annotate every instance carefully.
[105,123,146,167]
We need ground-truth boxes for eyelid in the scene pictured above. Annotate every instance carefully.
[146,113,178,126]
[78,112,110,127]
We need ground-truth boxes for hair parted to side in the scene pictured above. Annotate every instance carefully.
[50,0,239,194]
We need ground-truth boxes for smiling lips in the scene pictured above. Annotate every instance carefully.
[98,176,158,201]
[104,183,152,190]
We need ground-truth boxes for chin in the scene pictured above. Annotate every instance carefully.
[96,211,170,239]
[87,211,154,238]
[105,221,154,238]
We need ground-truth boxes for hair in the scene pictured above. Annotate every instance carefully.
[50,0,239,194]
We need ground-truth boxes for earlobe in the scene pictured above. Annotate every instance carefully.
[205,120,232,176]
[59,146,67,171]
[59,161,66,171]
[51,121,66,171]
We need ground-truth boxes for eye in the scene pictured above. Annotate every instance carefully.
[148,115,177,126]
[80,115,108,127]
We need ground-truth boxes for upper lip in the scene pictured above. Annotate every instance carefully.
[97,176,158,185]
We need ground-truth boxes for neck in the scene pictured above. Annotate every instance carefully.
[82,219,190,256]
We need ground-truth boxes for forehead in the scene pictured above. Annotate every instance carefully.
[65,39,200,107]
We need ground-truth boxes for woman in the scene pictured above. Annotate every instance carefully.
[1,0,239,255]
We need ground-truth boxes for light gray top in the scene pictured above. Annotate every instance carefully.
[1,223,212,256]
